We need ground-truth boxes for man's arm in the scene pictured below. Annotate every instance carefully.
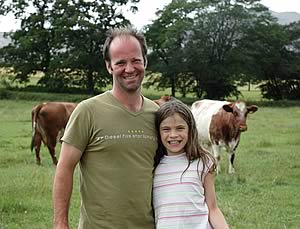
[53,142,82,229]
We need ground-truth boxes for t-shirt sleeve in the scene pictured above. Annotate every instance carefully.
[61,101,91,152]
[200,157,214,183]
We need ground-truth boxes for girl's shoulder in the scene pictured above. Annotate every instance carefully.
[192,157,214,174]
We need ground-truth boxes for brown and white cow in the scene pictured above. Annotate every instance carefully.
[31,102,77,165]
[153,95,173,106]
[191,99,258,174]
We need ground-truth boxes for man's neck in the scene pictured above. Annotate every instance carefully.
[111,89,143,112]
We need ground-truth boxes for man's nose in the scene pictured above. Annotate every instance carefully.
[125,62,135,72]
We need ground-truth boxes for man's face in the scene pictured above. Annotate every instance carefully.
[106,35,145,93]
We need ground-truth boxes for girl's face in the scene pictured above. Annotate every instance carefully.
[159,113,189,156]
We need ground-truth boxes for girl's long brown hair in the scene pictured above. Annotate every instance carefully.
[154,99,216,180]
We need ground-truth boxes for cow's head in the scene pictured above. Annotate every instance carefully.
[223,101,258,132]
[153,95,173,107]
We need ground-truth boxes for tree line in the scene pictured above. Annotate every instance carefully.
[0,0,300,100]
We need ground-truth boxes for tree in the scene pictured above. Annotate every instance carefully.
[0,0,9,15]
[144,0,195,97]
[240,18,300,100]
[0,0,53,83]
[145,0,272,99]
[0,0,140,93]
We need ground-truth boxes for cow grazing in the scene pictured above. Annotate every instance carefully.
[153,95,173,106]
[31,102,77,165]
[191,99,258,174]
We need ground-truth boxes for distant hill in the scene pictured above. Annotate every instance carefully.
[0,32,11,48]
[1,11,300,48]
[271,11,300,25]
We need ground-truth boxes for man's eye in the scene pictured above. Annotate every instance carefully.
[133,59,142,63]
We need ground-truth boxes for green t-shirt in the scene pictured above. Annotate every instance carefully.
[62,91,158,229]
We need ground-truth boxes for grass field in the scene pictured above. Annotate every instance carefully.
[0,94,300,228]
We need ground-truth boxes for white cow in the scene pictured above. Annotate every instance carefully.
[191,99,258,174]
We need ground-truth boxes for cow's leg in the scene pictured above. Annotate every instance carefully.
[47,134,58,165]
[33,134,42,165]
[35,145,41,165]
[212,144,221,174]
[228,152,235,174]
[47,145,58,165]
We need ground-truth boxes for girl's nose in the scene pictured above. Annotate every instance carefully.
[170,129,178,137]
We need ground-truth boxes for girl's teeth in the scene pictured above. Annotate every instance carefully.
[169,141,179,144]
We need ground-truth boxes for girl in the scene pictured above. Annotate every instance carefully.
[153,100,229,229]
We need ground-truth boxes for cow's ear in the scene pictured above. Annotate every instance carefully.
[248,105,258,113]
[223,104,233,113]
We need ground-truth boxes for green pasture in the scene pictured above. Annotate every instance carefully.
[0,93,300,228]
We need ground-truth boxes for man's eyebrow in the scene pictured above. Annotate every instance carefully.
[114,59,126,64]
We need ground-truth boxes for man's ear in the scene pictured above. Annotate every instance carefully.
[106,61,113,74]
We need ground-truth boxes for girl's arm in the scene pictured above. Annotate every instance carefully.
[204,172,230,229]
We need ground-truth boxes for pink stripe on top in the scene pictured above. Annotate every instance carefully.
[153,153,212,229]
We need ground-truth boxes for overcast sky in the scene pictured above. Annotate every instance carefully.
[1,0,300,32]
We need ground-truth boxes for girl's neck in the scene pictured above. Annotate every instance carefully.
[165,152,186,157]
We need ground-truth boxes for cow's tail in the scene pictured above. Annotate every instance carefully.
[30,103,44,151]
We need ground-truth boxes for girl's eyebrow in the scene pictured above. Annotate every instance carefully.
[160,125,170,128]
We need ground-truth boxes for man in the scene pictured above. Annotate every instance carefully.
[53,26,158,229]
